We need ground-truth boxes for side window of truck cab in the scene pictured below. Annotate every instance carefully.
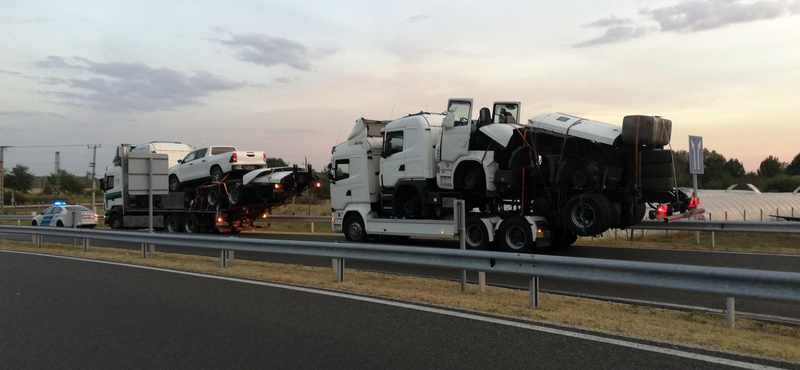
[384,131,404,156]
[334,159,350,181]
[182,151,196,163]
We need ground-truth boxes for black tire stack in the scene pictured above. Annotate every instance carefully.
[639,150,675,192]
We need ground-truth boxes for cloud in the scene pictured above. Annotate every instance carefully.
[218,33,334,71]
[573,26,654,47]
[0,69,23,76]
[583,16,633,28]
[34,57,247,112]
[646,0,797,32]
[405,14,431,23]
[576,0,798,47]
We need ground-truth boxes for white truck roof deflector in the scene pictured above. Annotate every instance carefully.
[527,113,622,145]
[479,123,525,149]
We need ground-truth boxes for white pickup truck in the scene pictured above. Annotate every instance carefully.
[168,145,267,191]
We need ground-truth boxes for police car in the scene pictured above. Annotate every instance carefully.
[31,202,98,228]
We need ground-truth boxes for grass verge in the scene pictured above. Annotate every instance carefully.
[578,231,800,255]
[1,239,799,363]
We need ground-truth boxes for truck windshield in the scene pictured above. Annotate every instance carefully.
[211,147,236,155]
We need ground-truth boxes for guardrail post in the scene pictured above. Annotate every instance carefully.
[743,209,746,221]
[148,244,155,255]
[332,258,345,282]
[220,250,228,268]
[17,219,20,226]
[760,209,763,221]
[726,297,735,329]
[478,272,486,292]
[141,244,147,259]
[529,277,540,309]
[226,250,234,261]
[82,238,89,252]
[455,199,467,293]
[709,213,715,249]
[311,222,315,233]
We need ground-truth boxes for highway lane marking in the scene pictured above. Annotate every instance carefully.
[1,250,790,369]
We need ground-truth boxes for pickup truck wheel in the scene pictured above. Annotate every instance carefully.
[344,214,368,242]
[228,185,250,206]
[164,214,181,233]
[498,216,534,253]
[465,217,490,250]
[210,166,224,182]
[183,213,201,234]
[108,213,123,230]
[207,188,226,208]
[563,193,613,236]
[169,175,182,192]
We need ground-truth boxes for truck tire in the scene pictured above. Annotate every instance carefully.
[641,150,673,165]
[164,214,181,233]
[640,177,674,192]
[210,166,224,182]
[464,217,491,251]
[108,213,123,230]
[563,193,613,236]
[343,214,368,242]
[228,185,249,206]
[619,203,646,228]
[640,163,674,177]
[183,213,201,234]
[169,175,182,192]
[497,216,534,254]
[207,188,228,208]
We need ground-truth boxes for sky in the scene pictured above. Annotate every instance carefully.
[1,0,799,177]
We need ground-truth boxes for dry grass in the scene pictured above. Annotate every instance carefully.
[1,239,799,363]
[580,230,800,255]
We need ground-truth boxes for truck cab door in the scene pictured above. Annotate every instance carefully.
[330,158,352,211]
[177,151,197,181]
[439,98,473,163]
[380,129,405,188]
[492,101,521,124]
[189,148,208,180]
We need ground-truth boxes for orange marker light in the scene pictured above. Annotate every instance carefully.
[314,182,322,188]
[274,183,283,189]
[217,217,224,223]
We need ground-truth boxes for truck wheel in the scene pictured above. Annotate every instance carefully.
[641,150,673,165]
[498,216,534,253]
[563,193,613,236]
[640,163,674,177]
[640,177,674,192]
[164,214,181,233]
[228,185,250,206]
[207,189,228,208]
[402,195,422,217]
[169,175,182,192]
[210,166,224,182]
[619,203,646,228]
[183,213,201,234]
[464,217,491,250]
[344,214,368,242]
[108,213,123,230]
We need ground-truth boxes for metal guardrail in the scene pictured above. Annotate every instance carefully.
[2,225,799,309]
[632,220,800,233]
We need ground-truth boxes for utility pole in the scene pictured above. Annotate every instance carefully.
[0,146,6,215]
[55,151,61,199]
[305,157,310,215]
[88,144,100,212]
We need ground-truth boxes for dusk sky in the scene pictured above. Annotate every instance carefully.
[1,0,799,176]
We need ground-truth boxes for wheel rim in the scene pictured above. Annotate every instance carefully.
[504,225,527,250]
[211,168,222,182]
[208,191,218,206]
[570,203,596,228]
[185,218,198,233]
[466,224,484,247]
[170,177,179,190]
[166,217,177,232]
[347,221,363,240]
[229,189,239,204]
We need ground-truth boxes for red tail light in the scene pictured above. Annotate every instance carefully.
[314,182,322,188]
[229,153,238,163]
[656,205,668,215]
[216,217,224,223]
[273,183,283,189]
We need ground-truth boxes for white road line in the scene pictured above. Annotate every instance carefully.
[0,249,790,370]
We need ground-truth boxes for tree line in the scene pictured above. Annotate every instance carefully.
[673,150,800,192]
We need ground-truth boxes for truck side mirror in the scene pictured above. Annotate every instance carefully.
[98,179,106,190]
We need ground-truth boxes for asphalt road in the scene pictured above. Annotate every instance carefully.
[0,252,793,370]
[1,230,799,321]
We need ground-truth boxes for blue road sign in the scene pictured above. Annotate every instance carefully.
[689,135,704,175]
